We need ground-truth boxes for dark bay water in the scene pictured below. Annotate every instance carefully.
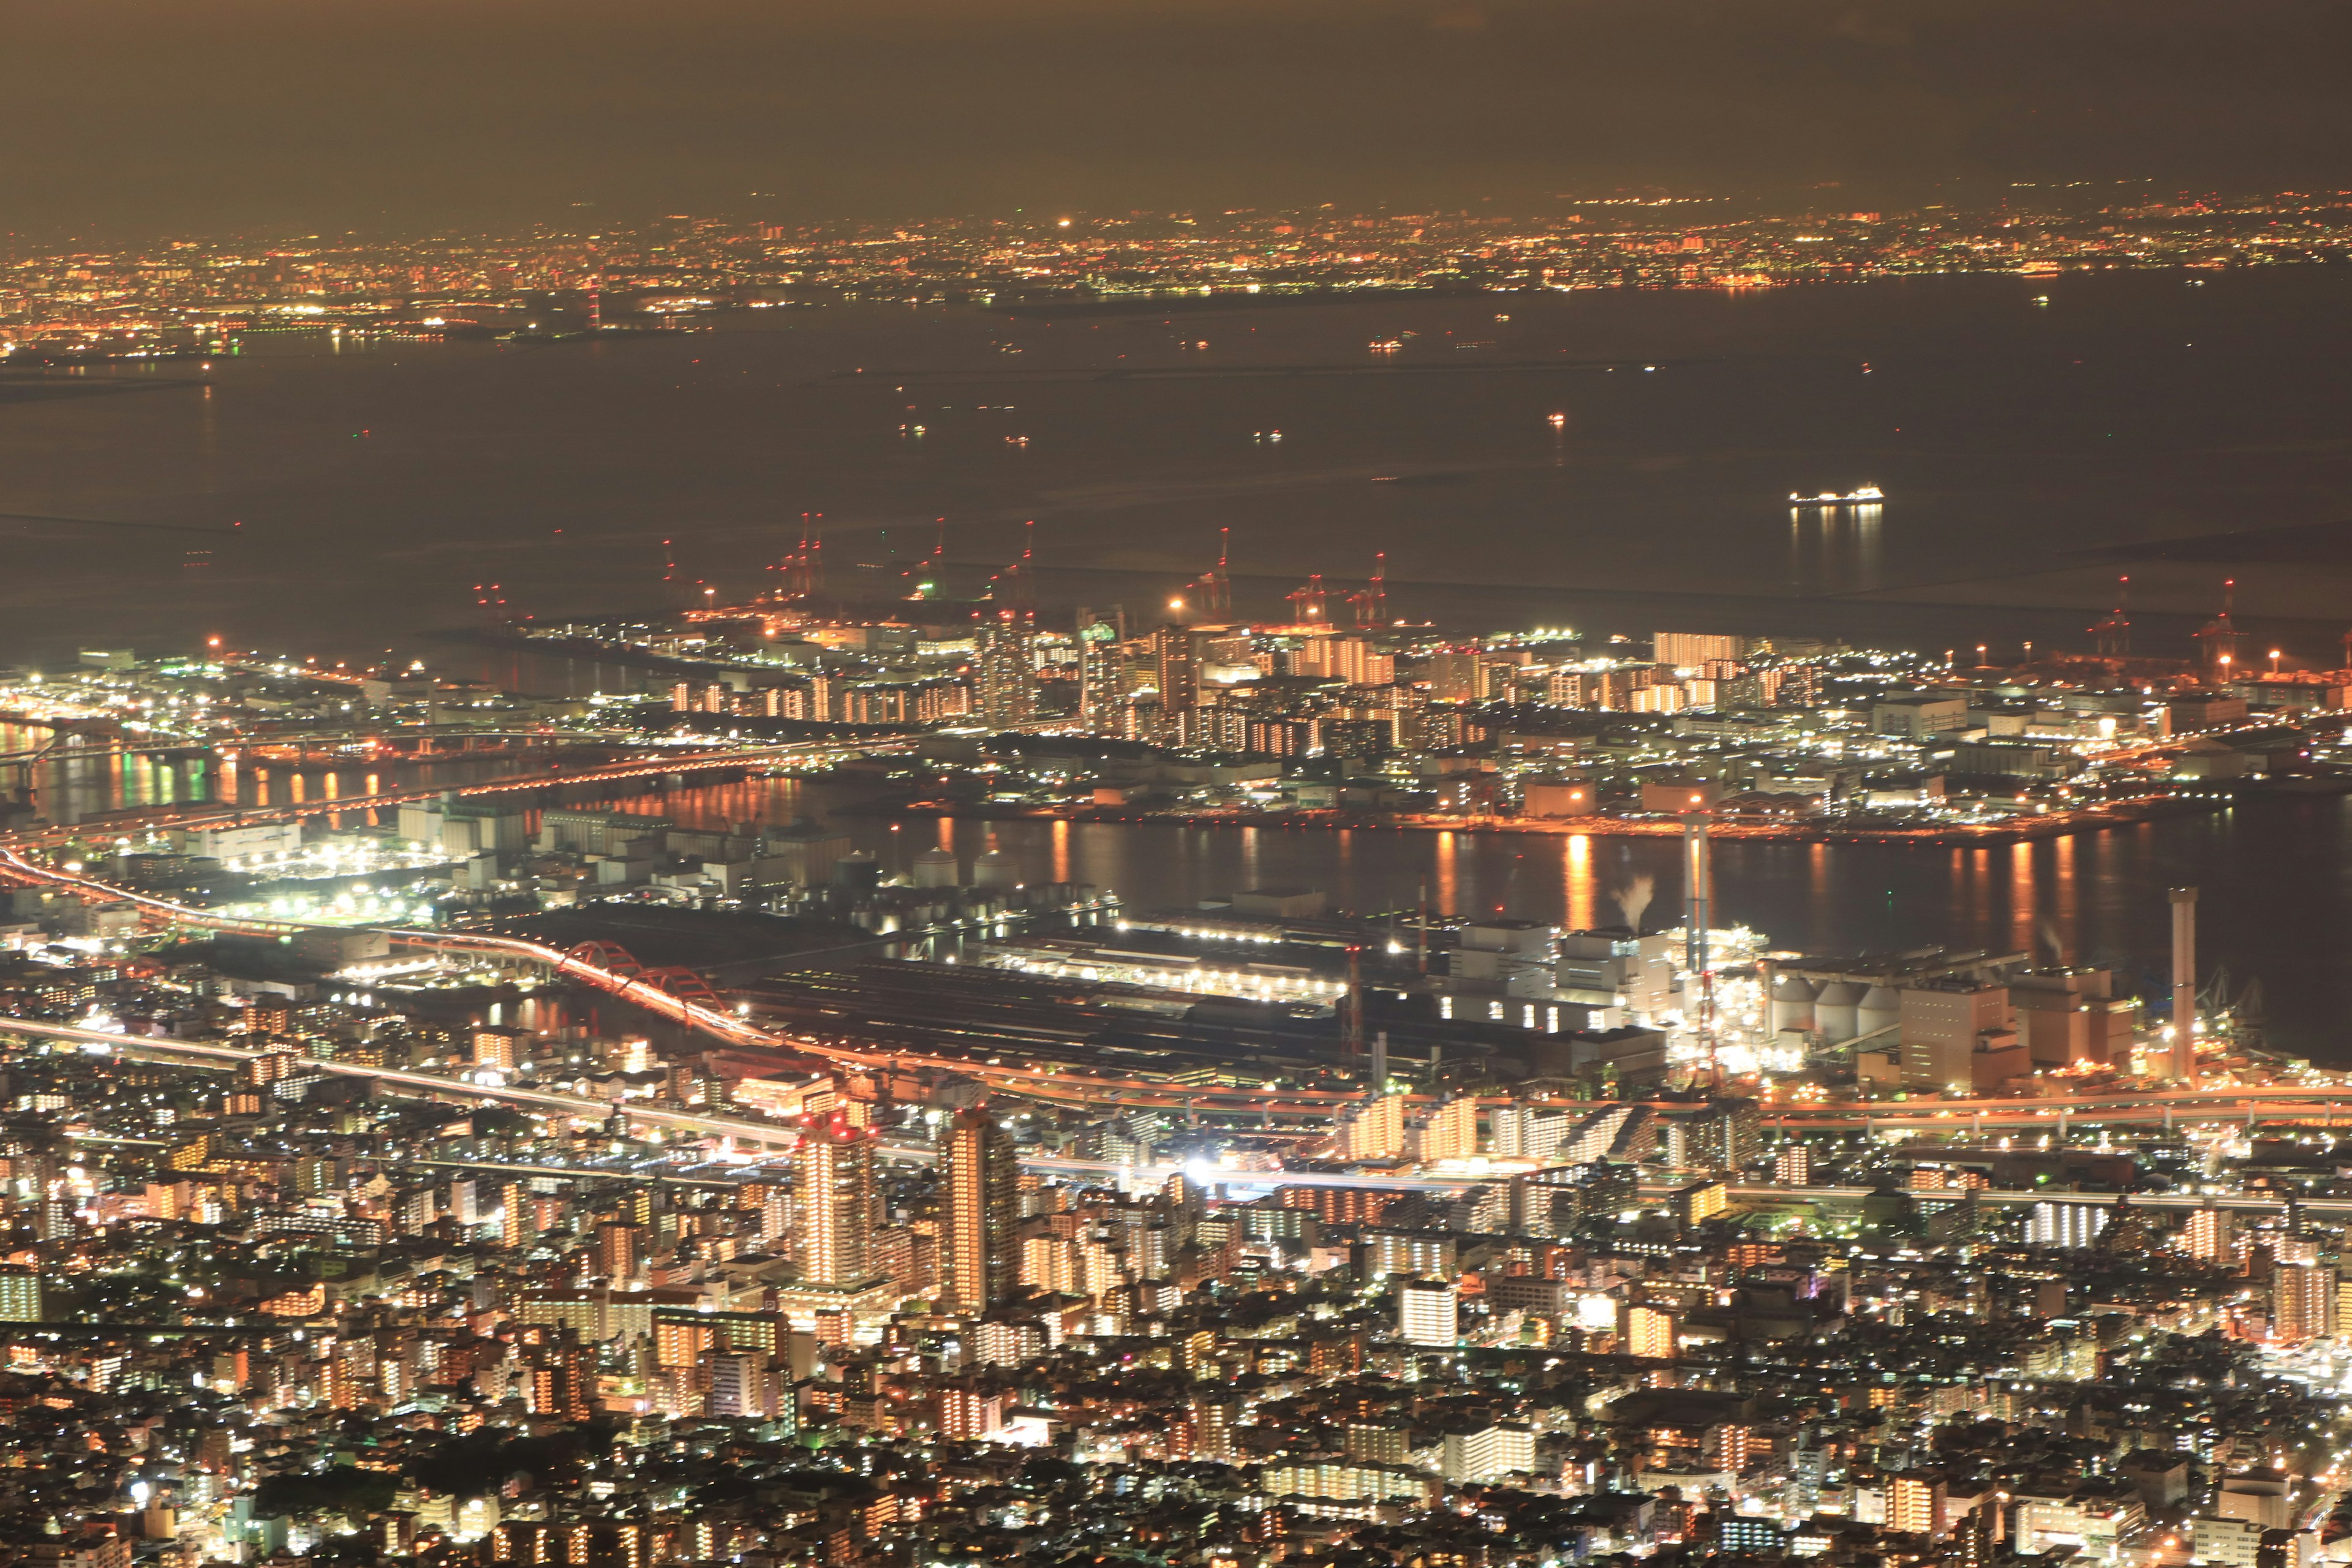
[4,266,2352,671]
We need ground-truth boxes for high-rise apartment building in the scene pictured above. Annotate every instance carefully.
[793,1114,879,1287]
[2027,1202,2108,1250]
[940,1106,1017,1313]
[2182,1205,2232,1263]
[1340,1094,1408,1161]
[1441,1423,1536,1484]
[974,614,1036,729]
[1398,1279,1459,1347]
[1406,1096,1477,1163]
[2274,1261,2337,1344]
[1077,618,1121,733]
[1888,1472,1948,1536]
[0,1270,42,1322]
[1654,632,1749,671]
[1152,624,1201,735]
[1627,1303,1678,1359]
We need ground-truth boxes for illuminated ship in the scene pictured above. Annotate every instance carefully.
[1787,484,1884,507]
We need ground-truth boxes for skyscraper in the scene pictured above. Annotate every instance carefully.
[1152,623,1201,725]
[940,1106,1017,1313]
[1077,617,1122,734]
[974,613,1036,729]
[793,1114,878,1287]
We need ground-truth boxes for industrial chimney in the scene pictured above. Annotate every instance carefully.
[2169,886,2198,1086]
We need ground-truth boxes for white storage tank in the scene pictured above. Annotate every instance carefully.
[1769,974,1819,1034]
[1856,985,1902,1041]
[1814,981,1862,1042]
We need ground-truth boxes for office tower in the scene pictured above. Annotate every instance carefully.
[974,613,1036,729]
[1397,1279,1458,1347]
[793,1114,878,1286]
[941,1106,1017,1312]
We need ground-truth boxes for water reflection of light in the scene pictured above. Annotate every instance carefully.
[1854,502,1883,590]
[1564,834,1596,930]
[1807,841,1830,943]
[1434,831,1458,915]
[2011,840,2037,955]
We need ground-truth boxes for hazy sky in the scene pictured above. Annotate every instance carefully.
[11,1,2350,239]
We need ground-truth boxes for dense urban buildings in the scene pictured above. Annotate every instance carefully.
[0,566,2347,1566]
[8,188,2352,361]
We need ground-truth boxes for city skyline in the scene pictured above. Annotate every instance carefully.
[5,6,2352,1564]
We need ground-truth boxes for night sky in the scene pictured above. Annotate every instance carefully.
[10,0,2350,239]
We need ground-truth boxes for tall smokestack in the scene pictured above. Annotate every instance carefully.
[2169,886,2198,1085]
[1683,807,1714,1067]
